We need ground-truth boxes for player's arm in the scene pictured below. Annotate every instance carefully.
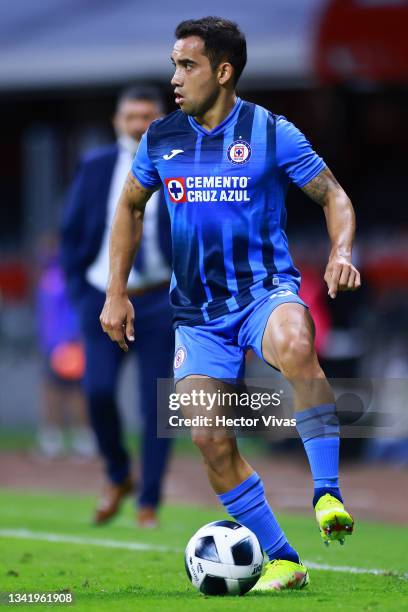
[301,167,361,299]
[99,173,154,351]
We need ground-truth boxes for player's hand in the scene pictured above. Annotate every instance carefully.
[99,294,135,352]
[324,253,361,299]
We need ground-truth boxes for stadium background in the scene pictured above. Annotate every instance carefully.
[0,1,407,607]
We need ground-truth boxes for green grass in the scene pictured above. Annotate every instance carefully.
[0,489,407,611]
[0,429,269,456]
[0,430,37,452]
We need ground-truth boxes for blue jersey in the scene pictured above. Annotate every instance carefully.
[131,98,325,328]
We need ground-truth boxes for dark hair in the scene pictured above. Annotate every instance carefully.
[116,85,164,113]
[175,16,247,85]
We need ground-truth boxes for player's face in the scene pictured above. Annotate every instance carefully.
[113,99,161,142]
[171,36,221,116]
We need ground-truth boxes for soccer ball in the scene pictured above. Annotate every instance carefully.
[184,520,264,596]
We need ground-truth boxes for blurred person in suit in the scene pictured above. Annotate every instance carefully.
[61,86,173,528]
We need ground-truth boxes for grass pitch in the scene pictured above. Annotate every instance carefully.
[0,489,407,611]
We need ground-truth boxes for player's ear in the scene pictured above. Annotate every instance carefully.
[218,62,234,86]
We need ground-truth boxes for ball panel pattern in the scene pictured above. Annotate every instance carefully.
[200,575,228,595]
[195,535,220,563]
[231,537,254,566]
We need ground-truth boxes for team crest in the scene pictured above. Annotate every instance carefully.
[165,177,187,203]
[227,140,251,165]
[174,346,187,369]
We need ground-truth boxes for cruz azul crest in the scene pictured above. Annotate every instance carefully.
[227,140,251,165]
[165,177,187,203]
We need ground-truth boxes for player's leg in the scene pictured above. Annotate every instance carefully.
[261,302,353,543]
[174,316,309,590]
[81,286,133,522]
[132,289,173,527]
[176,374,304,578]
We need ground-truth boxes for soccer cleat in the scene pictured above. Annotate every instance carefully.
[315,493,354,545]
[252,559,309,592]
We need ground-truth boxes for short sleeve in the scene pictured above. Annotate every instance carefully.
[131,131,161,190]
[276,116,326,188]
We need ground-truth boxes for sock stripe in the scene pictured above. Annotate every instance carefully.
[296,403,339,442]
[232,499,265,518]
[296,410,337,423]
[223,477,261,506]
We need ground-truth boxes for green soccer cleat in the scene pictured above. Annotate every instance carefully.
[315,493,354,545]
[252,559,309,592]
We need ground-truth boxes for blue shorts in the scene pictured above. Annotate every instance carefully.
[173,285,307,380]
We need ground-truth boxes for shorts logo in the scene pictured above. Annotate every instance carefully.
[174,346,187,369]
[269,290,294,299]
[165,177,187,203]
[227,140,251,165]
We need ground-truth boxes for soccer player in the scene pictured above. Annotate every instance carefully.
[100,17,359,591]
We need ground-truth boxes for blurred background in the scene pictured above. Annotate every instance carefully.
[0,0,407,523]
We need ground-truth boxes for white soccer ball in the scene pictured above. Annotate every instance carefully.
[184,520,264,596]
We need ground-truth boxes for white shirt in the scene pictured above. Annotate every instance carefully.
[86,143,171,292]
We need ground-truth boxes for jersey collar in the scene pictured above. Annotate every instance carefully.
[188,97,243,137]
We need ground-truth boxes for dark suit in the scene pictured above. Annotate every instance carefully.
[61,144,173,509]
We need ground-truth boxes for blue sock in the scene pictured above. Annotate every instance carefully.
[304,438,343,506]
[218,472,299,563]
[295,404,343,507]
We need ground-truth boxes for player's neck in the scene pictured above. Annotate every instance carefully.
[194,92,237,132]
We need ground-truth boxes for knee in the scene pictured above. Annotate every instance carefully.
[275,332,318,377]
[191,433,235,474]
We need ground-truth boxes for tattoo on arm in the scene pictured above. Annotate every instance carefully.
[301,168,341,206]
[124,173,154,212]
